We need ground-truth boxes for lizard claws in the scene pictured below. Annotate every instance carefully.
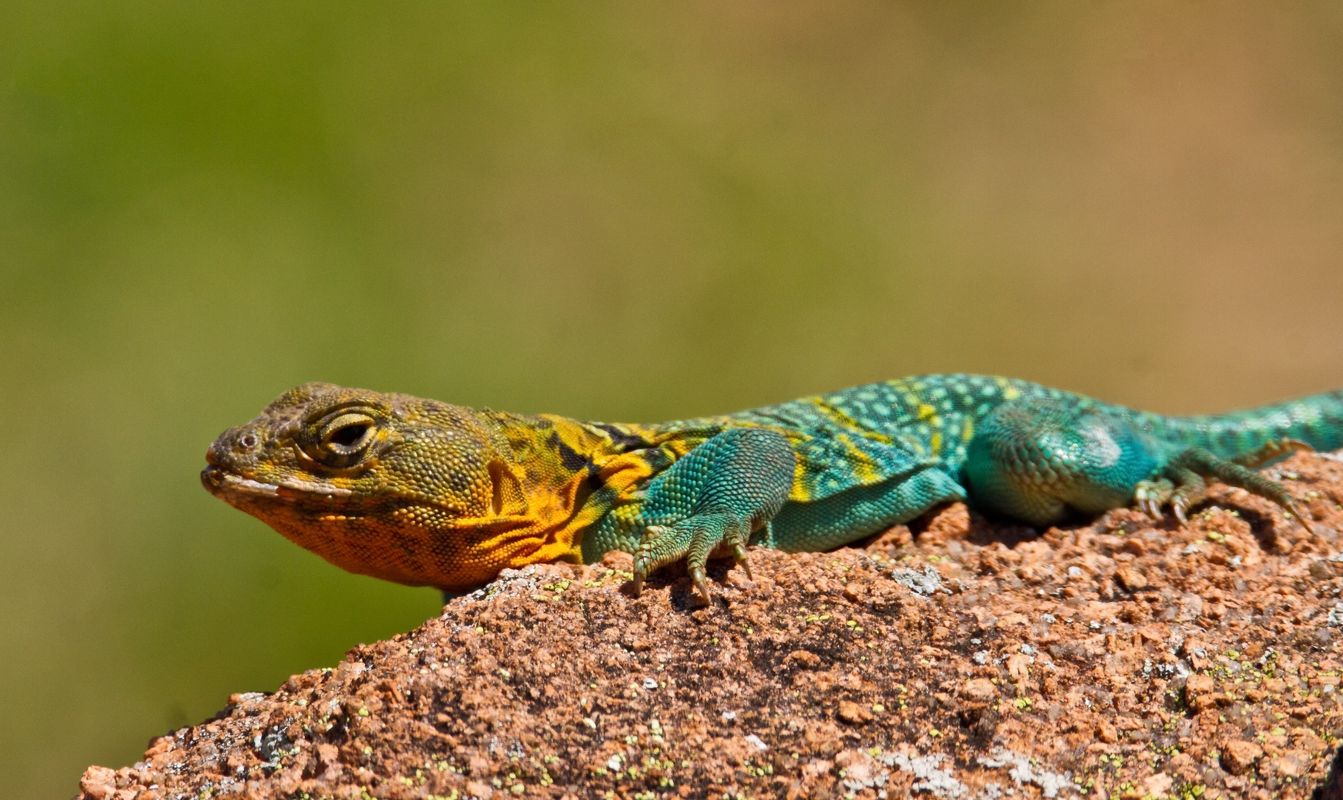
[689,565,713,606]
[1171,493,1190,527]
[734,544,753,580]
[1281,499,1314,533]
[723,527,753,580]
[631,524,677,598]
[1134,478,1173,521]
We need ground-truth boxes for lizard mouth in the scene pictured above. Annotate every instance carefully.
[200,466,356,503]
[201,467,278,498]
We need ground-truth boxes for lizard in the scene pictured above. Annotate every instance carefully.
[201,375,1343,602]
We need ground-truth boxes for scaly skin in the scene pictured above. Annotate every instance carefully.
[202,375,1343,601]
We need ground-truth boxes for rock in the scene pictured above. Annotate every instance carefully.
[70,452,1343,800]
[1115,565,1149,592]
[962,678,997,703]
[836,699,873,725]
[78,766,117,800]
[1184,673,1218,713]
[1222,740,1263,776]
[1096,720,1119,744]
[1143,771,1173,797]
[1272,750,1311,779]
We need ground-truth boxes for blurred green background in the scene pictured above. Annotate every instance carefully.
[4,2,1343,795]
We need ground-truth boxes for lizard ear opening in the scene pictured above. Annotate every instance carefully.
[487,459,528,517]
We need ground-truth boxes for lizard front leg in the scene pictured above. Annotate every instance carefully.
[609,427,796,603]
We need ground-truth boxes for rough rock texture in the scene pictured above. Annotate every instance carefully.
[79,453,1343,799]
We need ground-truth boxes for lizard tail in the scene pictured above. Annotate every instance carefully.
[1136,389,1343,459]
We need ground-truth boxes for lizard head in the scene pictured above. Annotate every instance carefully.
[201,382,543,590]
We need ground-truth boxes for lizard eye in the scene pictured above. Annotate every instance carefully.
[309,411,378,467]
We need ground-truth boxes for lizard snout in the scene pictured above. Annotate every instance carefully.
[200,465,223,491]
[205,428,263,466]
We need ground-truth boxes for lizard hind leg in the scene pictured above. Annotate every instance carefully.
[964,401,1165,526]
[966,403,1315,531]
[627,427,795,604]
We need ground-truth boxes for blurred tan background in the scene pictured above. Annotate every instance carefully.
[3,2,1343,795]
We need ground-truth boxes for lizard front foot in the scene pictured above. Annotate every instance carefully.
[631,514,753,604]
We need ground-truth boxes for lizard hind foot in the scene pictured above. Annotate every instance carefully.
[1134,466,1207,526]
[1133,477,1175,521]
[1141,448,1314,532]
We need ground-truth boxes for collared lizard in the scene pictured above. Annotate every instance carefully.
[202,375,1342,601]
